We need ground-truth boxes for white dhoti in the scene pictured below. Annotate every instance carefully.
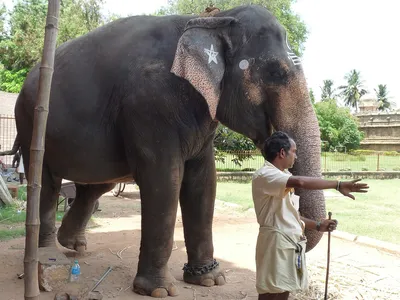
[255,226,308,294]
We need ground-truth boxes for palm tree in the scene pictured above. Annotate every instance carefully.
[374,84,392,111]
[320,79,337,101]
[338,69,368,113]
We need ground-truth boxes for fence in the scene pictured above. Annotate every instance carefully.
[2,113,400,172]
[0,115,17,166]
[215,150,400,172]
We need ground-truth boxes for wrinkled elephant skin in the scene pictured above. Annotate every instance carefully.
[11,5,325,297]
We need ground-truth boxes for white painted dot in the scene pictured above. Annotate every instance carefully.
[239,59,249,70]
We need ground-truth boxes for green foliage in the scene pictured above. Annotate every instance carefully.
[309,88,315,105]
[374,84,394,112]
[213,124,257,167]
[315,99,364,151]
[214,124,256,151]
[0,68,28,92]
[156,0,308,57]
[338,69,368,113]
[350,149,400,156]
[0,0,109,92]
[320,79,337,101]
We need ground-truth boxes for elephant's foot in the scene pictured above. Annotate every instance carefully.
[133,271,179,298]
[57,226,87,252]
[183,259,226,287]
[39,232,57,248]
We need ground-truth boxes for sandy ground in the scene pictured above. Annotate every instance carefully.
[1,186,400,300]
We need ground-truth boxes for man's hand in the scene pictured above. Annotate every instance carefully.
[338,179,369,200]
[318,219,338,232]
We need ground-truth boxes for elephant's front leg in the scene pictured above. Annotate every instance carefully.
[179,148,226,287]
[133,161,183,298]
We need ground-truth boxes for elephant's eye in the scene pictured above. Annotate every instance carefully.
[269,71,282,78]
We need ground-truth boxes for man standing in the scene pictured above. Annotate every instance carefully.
[252,131,369,300]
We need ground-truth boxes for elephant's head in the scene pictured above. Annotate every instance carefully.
[171,5,324,251]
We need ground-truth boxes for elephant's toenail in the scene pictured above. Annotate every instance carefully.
[215,275,226,286]
[151,288,168,298]
[168,283,179,296]
[75,245,86,254]
[201,278,214,287]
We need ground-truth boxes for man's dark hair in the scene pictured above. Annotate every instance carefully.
[262,131,293,162]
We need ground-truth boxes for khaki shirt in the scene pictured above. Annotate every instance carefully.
[252,161,304,241]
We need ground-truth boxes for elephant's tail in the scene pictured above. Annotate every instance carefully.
[0,134,20,156]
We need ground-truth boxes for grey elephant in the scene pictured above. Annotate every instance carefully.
[4,5,326,298]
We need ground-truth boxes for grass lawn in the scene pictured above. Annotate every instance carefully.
[0,203,65,241]
[216,179,400,245]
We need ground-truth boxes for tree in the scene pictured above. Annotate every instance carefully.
[320,79,337,101]
[156,0,308,57]
[0,0,109,92]
[0,4,6,41]
[338,69,368,113]
[374,84,393,112]
[314,99,364,151]
[309,88,316,105]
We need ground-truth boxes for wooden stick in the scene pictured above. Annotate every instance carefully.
[24,1,60,299]
[324,212,332,300]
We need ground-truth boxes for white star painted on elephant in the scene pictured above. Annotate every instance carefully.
[204,44,218,64]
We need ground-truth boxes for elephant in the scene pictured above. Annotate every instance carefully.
[3,5,326,298]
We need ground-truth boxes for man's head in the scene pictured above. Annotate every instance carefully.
[262,131,297,170]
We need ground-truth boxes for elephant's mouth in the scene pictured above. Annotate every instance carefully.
[252,139,263,150]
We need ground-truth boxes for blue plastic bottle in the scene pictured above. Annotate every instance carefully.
[70,260,81,282]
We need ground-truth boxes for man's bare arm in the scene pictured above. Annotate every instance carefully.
[287,177,369,200]
[301,216,337,232]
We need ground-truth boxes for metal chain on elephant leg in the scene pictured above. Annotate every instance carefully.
[182,259,220,276]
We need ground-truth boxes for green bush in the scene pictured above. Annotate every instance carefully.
[0,68,28,93]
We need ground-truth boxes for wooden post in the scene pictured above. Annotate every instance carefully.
[377,153,380,171]
[24,1,60,299]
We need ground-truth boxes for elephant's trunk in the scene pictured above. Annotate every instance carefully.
[270,71,325,252]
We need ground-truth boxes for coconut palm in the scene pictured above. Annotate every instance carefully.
[320,79,337,101]
[338,69,368,113]
[375,84,393,111]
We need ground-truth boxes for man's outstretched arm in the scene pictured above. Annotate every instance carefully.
[286,177,369,200]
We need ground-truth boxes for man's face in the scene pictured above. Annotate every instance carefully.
[285,139,297,169]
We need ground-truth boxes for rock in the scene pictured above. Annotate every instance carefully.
[54,293,78,300]
[38,247,71,292]
[88,291,103,300]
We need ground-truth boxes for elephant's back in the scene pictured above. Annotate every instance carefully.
[15,14,196,183]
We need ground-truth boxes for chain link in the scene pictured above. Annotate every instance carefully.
[182,259,219,276]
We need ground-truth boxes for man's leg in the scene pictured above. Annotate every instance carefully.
[259,292,290,300]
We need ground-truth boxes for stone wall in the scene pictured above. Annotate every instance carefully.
[356,112,400,151]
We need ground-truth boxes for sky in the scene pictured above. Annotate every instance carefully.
[2,0,399,107]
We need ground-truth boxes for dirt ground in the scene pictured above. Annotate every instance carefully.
[1,185,400,300]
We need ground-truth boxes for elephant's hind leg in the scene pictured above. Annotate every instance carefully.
[38,164,62,247]
[57,183,114,252]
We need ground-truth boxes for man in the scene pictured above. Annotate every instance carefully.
[252,131,369,300]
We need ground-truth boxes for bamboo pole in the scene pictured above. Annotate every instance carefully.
[24,1,60,299]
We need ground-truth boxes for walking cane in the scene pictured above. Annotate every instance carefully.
[324,212,332,300]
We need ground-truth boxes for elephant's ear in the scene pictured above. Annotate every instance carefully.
[171,17,237,120]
